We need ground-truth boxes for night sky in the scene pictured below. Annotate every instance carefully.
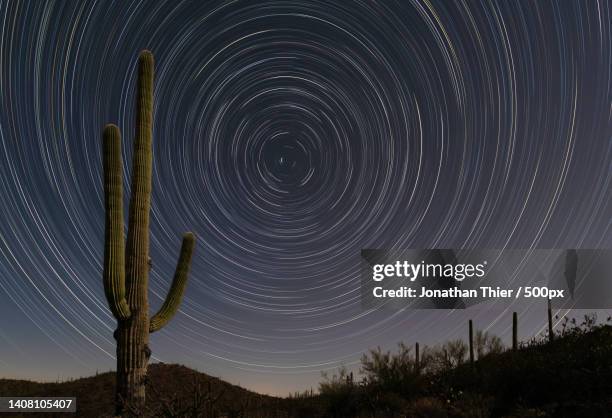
[0,0,610,395]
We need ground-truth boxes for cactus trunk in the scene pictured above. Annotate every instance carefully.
[102,50,196,416]
[115,301,150,412]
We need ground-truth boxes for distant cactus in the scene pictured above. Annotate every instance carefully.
[564,249,577,298]
[468,319,474,364]
[512,312,518,350]
[415,342,420,373]
[547,298,554,343]
[102,50,196,415]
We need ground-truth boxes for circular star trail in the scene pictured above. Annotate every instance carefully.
[0,0,610,393]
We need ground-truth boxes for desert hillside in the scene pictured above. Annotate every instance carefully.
[0,363,282,417]
[1,324,611,417]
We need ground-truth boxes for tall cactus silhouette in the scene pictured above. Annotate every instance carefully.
[102,50,195,415]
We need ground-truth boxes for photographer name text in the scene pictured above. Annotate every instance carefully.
[373,286,564,299]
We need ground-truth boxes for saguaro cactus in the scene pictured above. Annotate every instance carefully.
[102,50,196,415]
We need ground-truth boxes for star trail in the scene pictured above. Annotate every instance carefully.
[0,0,610,395]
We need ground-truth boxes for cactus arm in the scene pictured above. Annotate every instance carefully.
[150,233,195,332]
[125,50,154,296]
[102,124,131,320]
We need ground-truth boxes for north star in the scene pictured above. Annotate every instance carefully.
[419,287,477,298]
